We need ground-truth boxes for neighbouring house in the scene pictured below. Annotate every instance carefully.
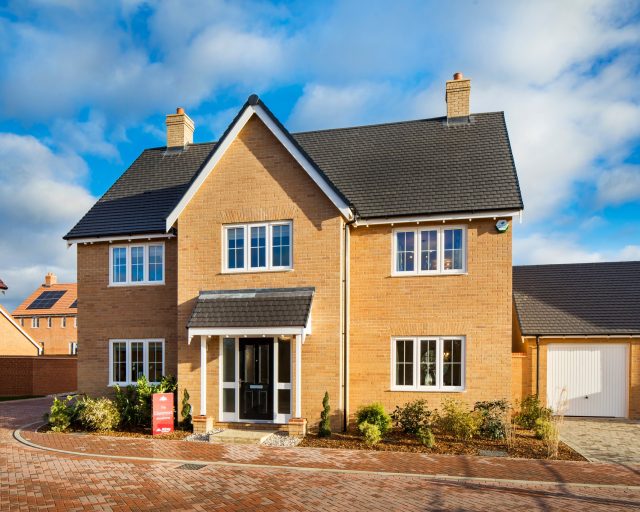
[0,304,41,356]
[13,273,78,356]
[513,262,640,419]
[65,72,525,434]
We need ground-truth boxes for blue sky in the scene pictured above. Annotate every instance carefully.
[0,0,639,310]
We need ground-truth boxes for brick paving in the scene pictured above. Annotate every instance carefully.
[561,418,640,464]
[2,397,640,511]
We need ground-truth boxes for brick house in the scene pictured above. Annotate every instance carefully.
[0,303,41,356]
[13,273,78,355]
[65,73,525,434]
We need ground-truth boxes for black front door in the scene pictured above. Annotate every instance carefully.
[239,338,273,420]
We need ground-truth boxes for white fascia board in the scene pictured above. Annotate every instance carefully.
[531,334,640,339]
[67,233,175,247]
[0,307,41,352]
[353,209,522,227]
[188,326,305,344]
[165,105,353,232]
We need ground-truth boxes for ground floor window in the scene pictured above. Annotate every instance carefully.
[69,342,77,355]
[220,337,292,422]
[109,339,164,385]
[391,336,465,391]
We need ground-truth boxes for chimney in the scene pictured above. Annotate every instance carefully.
[44,273,57,287]
[446,72,471,120]
[165,107,195,148]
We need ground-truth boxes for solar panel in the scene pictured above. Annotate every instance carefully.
[69,299,78,309]
[27,291,66,310]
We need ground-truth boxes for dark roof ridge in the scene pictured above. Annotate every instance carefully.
[514,261,640,269]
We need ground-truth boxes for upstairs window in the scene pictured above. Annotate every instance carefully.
[32,317,39,328]
[61,317,66,328]
[393,226,466,275]
[223,221,292,272]
[109,243,165,286]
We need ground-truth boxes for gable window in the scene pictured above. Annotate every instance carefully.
[393,226,466,275]
[109,339,165,386]
[109,243,165,286]
[391,336,465,391]
[32,317,39,328]
[223,221,292,272]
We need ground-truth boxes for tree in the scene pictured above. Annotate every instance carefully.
[319,391,331,437]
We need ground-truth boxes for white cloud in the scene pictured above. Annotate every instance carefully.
[50,111,120,159]
[0,133,95,310]
[596,165,640,205]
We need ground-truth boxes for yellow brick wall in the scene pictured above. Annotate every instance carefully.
[176,116,344,430]
[348,219,513,420]
[76,240,178,396]
[0,309,40,356]
[19,315,77,355]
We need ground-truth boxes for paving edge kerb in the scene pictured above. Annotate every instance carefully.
[12,424,640,491]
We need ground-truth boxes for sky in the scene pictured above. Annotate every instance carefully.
[0,0,639,310]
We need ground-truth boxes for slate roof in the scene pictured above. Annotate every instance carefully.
[188,287,314,328]
[13,283,78,317]
[65,95,523,240]
[513,262,640,336]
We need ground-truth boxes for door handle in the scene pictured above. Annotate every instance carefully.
[585,396,589,399]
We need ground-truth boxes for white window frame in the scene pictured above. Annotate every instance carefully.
[218,337,292,423]
[109,242,165,286]
[74,317,77,328]
[47,317,52,328]
[108,339,165,386]
[69,342,77,355]
[61,317,66,328]
[390,336,466,392]
[222,221,293,273]
[32,317,39,328]
[392,225,467,276]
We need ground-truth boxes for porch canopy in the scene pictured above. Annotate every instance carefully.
[187,287,314,418]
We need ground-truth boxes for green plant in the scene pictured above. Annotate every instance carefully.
[114,375,178,429]
[416,426,436,447]
[318,391,331,438]
[77,397,120,431]
[356,403,392,437]
[474,400,509,440]
[534,417,553,440]
[514,395,551,430]
[180,388,192,430]
[436,399,480,440]
[358,421,382,446]
[391,399,432,435]
[46,396,78,432]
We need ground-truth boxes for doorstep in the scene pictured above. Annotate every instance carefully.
[209,429,276,445]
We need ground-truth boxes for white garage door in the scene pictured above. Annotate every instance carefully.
[547,344,627,417]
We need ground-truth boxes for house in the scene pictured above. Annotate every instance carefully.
[65,73,524,434]
[513,262,640,419]
[0,304,41,356]
[13,273,78,355]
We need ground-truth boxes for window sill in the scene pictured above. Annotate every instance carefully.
[220,268,294,275]
[108,382,161,387]
[390,271,468,278]
[108,281,165,288]
[390,387,466,393]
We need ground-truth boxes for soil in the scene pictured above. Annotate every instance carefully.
[299,428,586,461]
[38,424,192,440]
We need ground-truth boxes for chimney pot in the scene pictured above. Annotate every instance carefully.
[44,273,57,287]
[166,107,195,148]
[453,72,463,80]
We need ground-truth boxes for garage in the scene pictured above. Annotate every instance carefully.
[547,344,627,417]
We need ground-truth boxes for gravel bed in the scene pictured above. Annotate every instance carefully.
[261,431,302,447]
[185,428,223,442]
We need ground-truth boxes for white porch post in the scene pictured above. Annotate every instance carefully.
[295,334,302,417]
[200,335,207,416]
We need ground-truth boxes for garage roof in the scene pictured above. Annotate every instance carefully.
[513,261,640,336]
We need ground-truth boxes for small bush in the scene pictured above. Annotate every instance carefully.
[391,399,432,435]
[534,417,554,440]
[318,391,331,438]
[77,397,120,431]
[356,403,392,437]
[180,388,192,430]
[114,375,178,429]
[358,421,382,446]
[416,426,436,448]
[474,400,509,440]
[436,399,480,440]
[46,396,78,432]
[514,395,551,430]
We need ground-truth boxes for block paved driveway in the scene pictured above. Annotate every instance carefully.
[560,418,640,464]
[2,398,640,511]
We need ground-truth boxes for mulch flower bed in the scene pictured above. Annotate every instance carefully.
[38,424,192,440]
[300,428,585,461]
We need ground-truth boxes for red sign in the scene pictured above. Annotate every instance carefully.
[152,393,174,436]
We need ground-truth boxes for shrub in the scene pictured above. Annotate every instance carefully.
[114,375,178,429]
[391,399,432,435]
[435,399,480,440]
[534,417,554,440]
[358,421,382,446]
[180,388,192,430]
[46,396,78,432]
[318,391,331,438]
[514,395,551,430]
[77,397,120,431]
[474,400,509,440]
[356,403,392,437]
[416,426,436,448]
